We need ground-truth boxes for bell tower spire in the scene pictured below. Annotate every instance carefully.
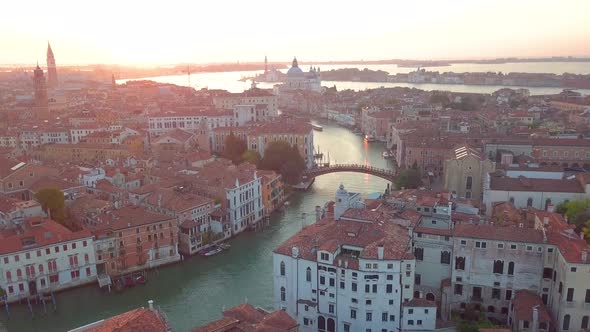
[46,41,58,89]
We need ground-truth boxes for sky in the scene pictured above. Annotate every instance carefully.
[1,0,590,66]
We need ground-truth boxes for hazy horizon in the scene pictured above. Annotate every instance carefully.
[2,0,590,66]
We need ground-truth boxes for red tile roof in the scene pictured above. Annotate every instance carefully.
[83,307,169,332]
[274,218,412,263]
[0,218,92,255]
[489,176,584,193]
[512,290,551,323]
[453,224,544,244]
[403,298,437,307]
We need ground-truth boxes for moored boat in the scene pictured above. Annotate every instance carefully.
[200,245,223,257]
[311,124,323,131]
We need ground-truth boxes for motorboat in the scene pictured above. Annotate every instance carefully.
[201,245,223,257]
[311,124,323,131]
[382,151,394,159]
[218,243,231,250]
[364,135,376,142]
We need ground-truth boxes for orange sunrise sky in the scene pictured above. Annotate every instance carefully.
[1,0,589,65]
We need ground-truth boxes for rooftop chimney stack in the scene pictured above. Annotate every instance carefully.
[377,245,384,260]
[148,300,154,311]
[532,306,539,332]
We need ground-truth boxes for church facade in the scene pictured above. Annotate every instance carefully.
[277,57,322,93]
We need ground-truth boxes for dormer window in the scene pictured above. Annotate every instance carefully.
[320,252,330,261]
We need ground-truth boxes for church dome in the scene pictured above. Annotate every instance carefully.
[287,57,304,77]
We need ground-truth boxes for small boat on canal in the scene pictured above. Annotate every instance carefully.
[200,245,223,257]
[311,124,323,131]
[218,243,231,250]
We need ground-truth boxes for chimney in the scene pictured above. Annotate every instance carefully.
[148,300,154,311]
[543,216,549,226]
[377,246,384,260]
[582,250,588,263]
[315,205,322,221]
[531,306,539,332]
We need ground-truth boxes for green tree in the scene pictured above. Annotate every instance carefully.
[224,132,247,164]
[429,92,450,105]
[242,149,261,166]
[583,220,590,244]
[35,188,66,224]
[259,141,305,185]
[394,169,422,189]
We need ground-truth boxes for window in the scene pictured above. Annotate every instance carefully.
[585,289,590,303]
[417,320,423,325]
[329,304,334,313]
[365,284,370,293]
[507,262,515,275]
[320,252,329,261]
[280,287,285,301]
[440,251,451,264]
[454,284,463,295]
[280,261,285,276]
[414,247,424,260]
[563,314,570,330]
[492,288,500,299]
[366,312,372,321]
[506,289,512,300]
[340,281,345,289]
[527,197,533,207]
[386,284,393,293]
[343,323,350,332]
[381,312,388,321]
[460,240,467,246]
[497,243,504,249]
[566,288,574,302]
[510,244,517,250]
[523,321,530,328]
[352,282,357,292]
[543,268,553,279]
[475,241,487,249]
[14,255,19,262]
[408,320,414,325]
[320,276,325,285]
[493,260,504,274]
[415,274,421,285]
[455,256,465,270]
[372,284,377,293]
[351,309,357,319]
[581,316,589,329]
[306,267,311,282]
[466,176,473,190]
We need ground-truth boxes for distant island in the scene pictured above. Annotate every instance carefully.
[319,67,590,89]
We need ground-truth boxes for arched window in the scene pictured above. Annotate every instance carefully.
[38,264,44,273]
[466,176,473,190]
[527,197,533,207]
[280,286,286,301]
[582,316,589,329]
[545,198,552,211]
[563,314,570,330]
[306,267,312,282]
[16,268,22,278]
[487,305,495,313]
[440,251,451,264]
[507,262,515,275]
[327,318,336,332]
[280,261,285,276]
[5,271,11,281]
[493,260,504,274]
[318,316,326,332]
[455,256,465,270]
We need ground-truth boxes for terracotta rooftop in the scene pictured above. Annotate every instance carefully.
[81,307,169,332]
[193,304,297,332]
[512,290,551,323]
[403,298,437,307]
[274,217,412,264]
[95,206,174,231]
[0,218,92,255]
[144,188,213,212]
[489,176,584,193]
[453,224,544,244]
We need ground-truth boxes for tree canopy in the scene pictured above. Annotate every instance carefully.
[35,187,66,224]
[242,149,261,166]
[394,169,422,189]
[224,132,247,164]
[259,141,305,185]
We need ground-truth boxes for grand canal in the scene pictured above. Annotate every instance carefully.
[2,122,394,332]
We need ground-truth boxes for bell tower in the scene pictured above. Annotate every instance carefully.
[46,42,58,89]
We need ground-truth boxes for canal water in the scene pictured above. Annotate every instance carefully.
[1,122,393,332]
[118,61,590,95]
